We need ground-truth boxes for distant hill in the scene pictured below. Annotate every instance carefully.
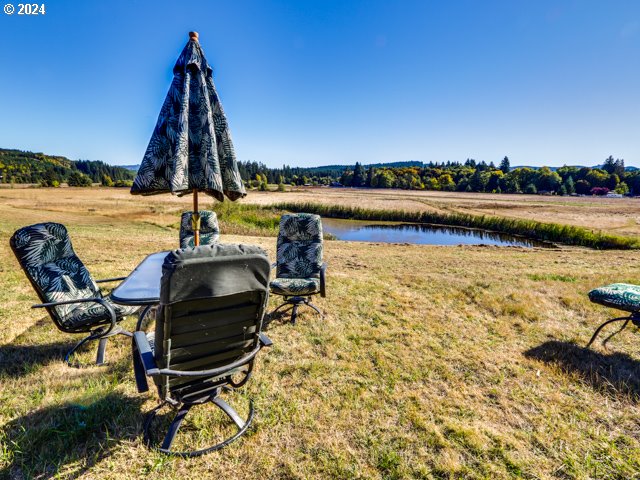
[514,165,638,171]
[121,164,141,171]
[0,148,135,185]
[305,160,424,172]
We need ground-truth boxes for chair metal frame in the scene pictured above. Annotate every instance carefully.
[586,312,640,348]
[270,262,327,324]
[133,330,272,457]
[30,277,133,367]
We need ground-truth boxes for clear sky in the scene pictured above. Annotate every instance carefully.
[0,0,638,168]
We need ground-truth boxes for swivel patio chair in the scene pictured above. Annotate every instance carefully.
[10,222,139,366]
[132,243,273,457]
[269,213,327,324]
[587,283,640,347]
[179,210,220,248]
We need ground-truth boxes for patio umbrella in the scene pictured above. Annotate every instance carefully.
[131,31,246,246]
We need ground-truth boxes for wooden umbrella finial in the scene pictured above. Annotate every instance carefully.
[189,31,199,42]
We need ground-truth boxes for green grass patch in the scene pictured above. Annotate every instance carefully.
[211,202,282,237]
[274,202,640,249]
[527,273,577,282]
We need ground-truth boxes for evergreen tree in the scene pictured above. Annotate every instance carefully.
[602,156,616,174]
[352,162,365,187]
[499,156,510,173]
[564,176,575,195]
[469,169,485,192]
[365,166,375,187]
[614,158,625,177]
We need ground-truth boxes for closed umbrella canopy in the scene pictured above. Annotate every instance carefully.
[131,31,246,202]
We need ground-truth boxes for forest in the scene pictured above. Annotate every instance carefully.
[239,156,639,196]
[2,147,637,196]
[0,148,135,187]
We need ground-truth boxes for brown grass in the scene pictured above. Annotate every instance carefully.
[1,187,640,478]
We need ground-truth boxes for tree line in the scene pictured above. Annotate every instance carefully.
[0,148,135,187]
[239,156,639,196]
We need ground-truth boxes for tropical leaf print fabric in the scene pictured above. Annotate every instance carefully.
[270,214,323,296]
[179,210,220,248]
[130,37,246,202]
[10,223,137,329]
[270,278,320,296]
[588,283,640,313]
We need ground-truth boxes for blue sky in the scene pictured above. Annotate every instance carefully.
[0,0,638,168]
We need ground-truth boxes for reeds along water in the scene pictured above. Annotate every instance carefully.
[274,202,639,250]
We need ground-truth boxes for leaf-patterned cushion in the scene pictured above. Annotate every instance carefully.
[276,214,323,280]
[270,278,320,296]
[10,223,137,329]
[179,210,220,248]
[588,283,640,313]
[130,37,246,202]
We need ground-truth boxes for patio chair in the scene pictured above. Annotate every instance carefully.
[132,243,273,457]
[269,213,327,324]
[179,210,220,248]
[587,283,640,347]
[10,222,138,366]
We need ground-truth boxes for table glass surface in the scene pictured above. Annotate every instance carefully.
[110,251,170,305]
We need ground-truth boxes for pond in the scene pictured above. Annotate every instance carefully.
[322,218,550,248]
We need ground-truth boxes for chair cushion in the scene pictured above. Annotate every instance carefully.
[276,214,323,279]
[270,278,320,296]
[64,294,140,328]
[588,283,640,313]
[180,210,220,248]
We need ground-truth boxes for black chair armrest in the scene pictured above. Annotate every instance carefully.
[155,344,262,378]
[96,276,127,283]
[320,262,327,298]
[259,332,273,347]
[132,331,159,392]
[32,297,118,336]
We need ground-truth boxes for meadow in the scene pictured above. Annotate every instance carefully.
[1,187,640,479]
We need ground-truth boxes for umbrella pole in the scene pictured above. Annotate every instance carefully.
[192,190,200,246]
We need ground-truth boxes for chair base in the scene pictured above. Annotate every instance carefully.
[269,296,322,325]
[587,312,640,348]
[66,325,132,367]
[143,390,254,457]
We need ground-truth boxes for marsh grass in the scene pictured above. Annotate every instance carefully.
[1,189,640,478]
[275,201,640,249]
[211,201,282,237]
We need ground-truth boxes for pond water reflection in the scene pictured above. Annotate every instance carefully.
[322,218,549,248]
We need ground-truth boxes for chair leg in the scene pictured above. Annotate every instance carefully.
[66,326,132,368]
[96,337,108,365]
[304,300,323,317]
[291,304,299,325]
[160,404,192,451]
[65,332,100,367]
[144,395,255,457]
[586,316,633,348]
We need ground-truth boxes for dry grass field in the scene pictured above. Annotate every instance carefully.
[1,187,640,479]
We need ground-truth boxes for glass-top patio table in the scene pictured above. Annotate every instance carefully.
[111,251,170,306]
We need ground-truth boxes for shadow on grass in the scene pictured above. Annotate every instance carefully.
[524,340,640,399]
[0,340,72,376]
[0,318,74,377]
[0,392,144,479]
